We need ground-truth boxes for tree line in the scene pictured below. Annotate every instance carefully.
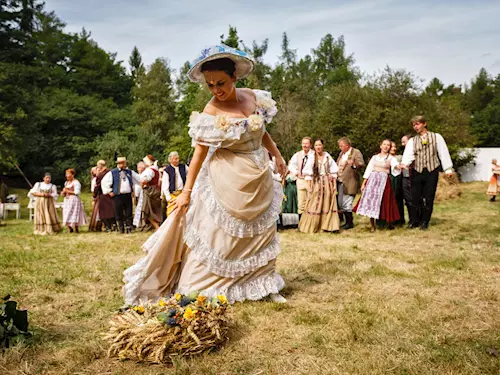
[1,1,499,186]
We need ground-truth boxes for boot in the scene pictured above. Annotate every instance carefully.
[490,196,496,202]
[342,212,354,230]
[119,222,125,234]
[338,212,345,225]
[407,207,419,229]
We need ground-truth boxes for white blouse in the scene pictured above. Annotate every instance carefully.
[363,154,401,179]
[301,152,338,178]
[64,180,82,196]
[29,182,58,200]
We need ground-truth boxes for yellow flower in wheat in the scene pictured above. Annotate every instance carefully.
[133,305,145,314]
[183,307,198,320]
[158,299,167,307]
[196,295,207,305]
[174,293,182,301]
[217,295,228,304]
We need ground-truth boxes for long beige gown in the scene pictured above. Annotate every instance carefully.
[123,90,284,305]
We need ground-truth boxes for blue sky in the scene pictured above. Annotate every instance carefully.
[44,0,500,86]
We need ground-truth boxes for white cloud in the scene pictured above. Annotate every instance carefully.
[44,0,500,85]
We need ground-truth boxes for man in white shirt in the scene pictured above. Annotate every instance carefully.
[288,137,315,218]
[400,116,454,230]
[102,156,140,233]
[161,151,189,218]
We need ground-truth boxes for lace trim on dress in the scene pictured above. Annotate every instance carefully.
[122,255,149,306]
[176,272,285,304]
[191,165,283,238]
[188,90,278,148]
[184,223,281,278]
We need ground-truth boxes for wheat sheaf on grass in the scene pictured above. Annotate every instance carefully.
[103,294,232,364]
[435,172,461,201]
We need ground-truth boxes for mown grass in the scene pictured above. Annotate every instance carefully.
[1,182,500,374]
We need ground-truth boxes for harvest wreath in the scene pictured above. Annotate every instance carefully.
[104,292,231,364]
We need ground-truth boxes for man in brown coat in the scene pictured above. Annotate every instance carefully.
[336,137,364,229]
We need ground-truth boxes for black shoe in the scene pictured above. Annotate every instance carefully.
[119,226,125,234]
[407,222,419,229]
[490,196,496,202]
[342,212,354,230]
[126,226,132,234]
[420,222,429,230]
[342,222,354,230]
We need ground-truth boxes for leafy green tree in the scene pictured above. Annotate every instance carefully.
[132,58,177,156]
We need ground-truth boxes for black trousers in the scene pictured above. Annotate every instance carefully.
[402,176,412,221]
[410,168,439,224]
[113,193,133,228]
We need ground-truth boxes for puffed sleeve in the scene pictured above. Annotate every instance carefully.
[390,156,401,177]
[28,182,40,199]
[101,171,113,195]
[253,90,278,124]
[51,184,58,200]
[327,154,338,177]
[73,180,82,195]
[363,157,375,179]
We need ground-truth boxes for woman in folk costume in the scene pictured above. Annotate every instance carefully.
[89,165,101,231]
[389,141,405,225]
[123,44,287,305]
[139,155,163,230]
[487,158,500,202]
[354,139,401,232]
[94,160,115,232]
[299,139,340,233]
[133,161,146,229]
[28,173,61,235]
[61,168,87,233]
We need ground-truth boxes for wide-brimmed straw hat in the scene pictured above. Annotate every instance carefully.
[116,156,127,164]
[187,44,255,83]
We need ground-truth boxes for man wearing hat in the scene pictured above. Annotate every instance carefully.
[102,156,140,233]
[161,151,189,218]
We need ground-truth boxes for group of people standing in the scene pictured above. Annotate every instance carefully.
[29,152,189,236]
[29,169,87,235]
[283,115,454,233]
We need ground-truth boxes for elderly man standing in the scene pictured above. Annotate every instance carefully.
[102,156,140,234]
[288,137,315,219]
[336,137,364,230]
[161,151,189,218]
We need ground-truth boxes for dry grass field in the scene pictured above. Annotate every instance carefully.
[1,182,500,374]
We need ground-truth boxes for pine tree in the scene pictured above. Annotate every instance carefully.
[129,46,144,81]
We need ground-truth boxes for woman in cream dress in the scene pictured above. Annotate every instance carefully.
[123,45,287,305]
